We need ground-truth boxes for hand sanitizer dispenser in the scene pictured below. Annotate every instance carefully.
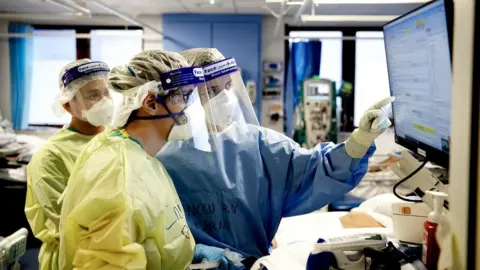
[422,191,447,270]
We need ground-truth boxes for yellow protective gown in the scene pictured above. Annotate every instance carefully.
[59,130,195,270]
[25,126,95,270]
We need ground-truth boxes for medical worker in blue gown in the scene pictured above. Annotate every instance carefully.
[157,48,393,263]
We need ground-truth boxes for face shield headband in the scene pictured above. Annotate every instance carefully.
[203,58,238,82]
[61,61,110,87]
[133,66,205,125]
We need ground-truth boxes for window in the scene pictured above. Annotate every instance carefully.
[29,30,76,125]
[90,30,144,108]
[90,30,143,68]
[289,31,343,87]
[28,28,144,126]
[354,31,391,126]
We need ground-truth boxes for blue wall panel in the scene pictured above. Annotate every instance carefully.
[162,22,211,53]
[212,22,261,113]
[162,14,263,118]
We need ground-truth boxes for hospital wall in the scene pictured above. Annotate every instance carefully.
[262,16,285,131]
[154,15,284,126]
[162,14,264,117]
[139,16,163,51]
[0,20,11,121]
[0,15,287,126]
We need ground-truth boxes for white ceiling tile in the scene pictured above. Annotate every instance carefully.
[234,0,265,7]
[0,0,71,13]
[0,0,424,16]
[85,0,185,15]
[237,7,269,14]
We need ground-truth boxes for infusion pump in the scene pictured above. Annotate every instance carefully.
[303,78,334,148]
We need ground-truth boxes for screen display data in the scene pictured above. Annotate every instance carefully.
[306,82,331,101]
[384,0,452,153]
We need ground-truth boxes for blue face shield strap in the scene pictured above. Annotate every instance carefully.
[62,61,110,87]
[133,94,186,125]
[156,94,187,125]
[127,65,136,77]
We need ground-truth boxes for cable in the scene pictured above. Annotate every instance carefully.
[393,160,428,203]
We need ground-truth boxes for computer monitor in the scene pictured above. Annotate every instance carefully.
[383,0,454,168]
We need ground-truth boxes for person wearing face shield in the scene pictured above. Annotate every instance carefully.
[58,50,199,270]
[24,59,114,270]
[157,48,393,262]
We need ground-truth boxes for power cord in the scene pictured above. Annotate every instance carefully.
[393,160,428,203]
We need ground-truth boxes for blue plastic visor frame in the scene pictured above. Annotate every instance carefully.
[61,61,110,87]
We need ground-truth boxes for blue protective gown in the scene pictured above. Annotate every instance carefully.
[157,123,375,258]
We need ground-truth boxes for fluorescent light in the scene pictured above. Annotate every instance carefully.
[301,14,398,22]
[266,0,428,4]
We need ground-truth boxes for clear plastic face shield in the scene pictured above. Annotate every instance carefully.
[203,58,259,133]
[156,66,215,151]
[60,62,114,127]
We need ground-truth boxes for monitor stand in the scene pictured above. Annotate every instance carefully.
[389,151,449,213]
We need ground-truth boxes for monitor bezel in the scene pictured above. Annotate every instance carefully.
[383,0,454,168]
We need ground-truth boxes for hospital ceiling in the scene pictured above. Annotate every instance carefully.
[0,0,423,16]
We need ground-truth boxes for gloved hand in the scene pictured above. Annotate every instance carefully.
[192,244,245,270]
[345,96,395,158]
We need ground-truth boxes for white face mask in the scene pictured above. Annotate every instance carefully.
[168,124,190,141]
[168,99,207,141]
[81,97,114,127]
[205,90,238,126]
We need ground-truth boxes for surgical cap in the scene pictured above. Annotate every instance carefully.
[109,50,189,93]
[109,50,189,128]
[181,48,225,67]
[53,59,110,116]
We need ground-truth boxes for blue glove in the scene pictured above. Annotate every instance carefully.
[193,244,245,270]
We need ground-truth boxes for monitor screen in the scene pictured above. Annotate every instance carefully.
[384,0,452,157]
[306,82,331,100]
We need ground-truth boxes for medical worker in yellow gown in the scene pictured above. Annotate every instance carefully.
[59,50,201,269]
[25,59,114,270]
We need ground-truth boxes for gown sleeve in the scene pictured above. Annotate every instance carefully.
[258,127,376,217]
[25,147,67,244]
[25,147,68,269]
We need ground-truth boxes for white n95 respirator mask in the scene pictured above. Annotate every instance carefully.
[168,99,207,141]
[205,90,238,126]
[81,97,114,127]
